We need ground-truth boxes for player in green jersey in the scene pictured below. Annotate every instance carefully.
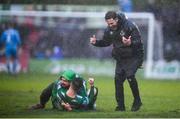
[29,69,98,111]
[52,77,98,111]
[29,69,76,109]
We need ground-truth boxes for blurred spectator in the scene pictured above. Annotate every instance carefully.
[161,3,180,61]
[117,0,133,12]
[51,46,63,60]
[146,0,162,20]
[0,22,6,55]
[19,43,30,73]
[0,16,118,60]
[0,22,21,74]
[26,25,40,57]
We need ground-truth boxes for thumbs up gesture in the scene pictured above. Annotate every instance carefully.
[90,35,96,44]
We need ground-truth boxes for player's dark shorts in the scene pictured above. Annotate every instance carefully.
[115,57,143,78]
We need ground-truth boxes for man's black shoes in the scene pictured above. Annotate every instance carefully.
[115,106,125,111]
[131,101,142,112]
[115,101,142,112]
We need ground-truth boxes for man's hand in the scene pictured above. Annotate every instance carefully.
[122,36,131,46]
[88,78,94,86]
[62,102,72,111]
[90,35,96,44]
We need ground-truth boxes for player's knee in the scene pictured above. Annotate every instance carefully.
[127,75,136,82]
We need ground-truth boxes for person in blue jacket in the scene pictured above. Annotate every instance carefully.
[0,22,21,74]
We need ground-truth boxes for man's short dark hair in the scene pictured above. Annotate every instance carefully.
[71,77,83,92]
[105,11,118,20]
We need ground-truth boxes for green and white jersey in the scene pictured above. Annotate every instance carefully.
[51,80,68,110]
[51,80,67,100]
[51,77,88,110]
[57,85,96,110]
[59,91,89,109]
[77,78,88,98]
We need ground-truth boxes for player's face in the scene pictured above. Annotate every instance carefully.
[60,77,70,87]
[106,18,118,30]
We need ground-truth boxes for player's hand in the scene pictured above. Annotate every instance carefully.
[62,102,72,111]
[90,35,96,44]
[122,36,131,46]
[88,78,94,86]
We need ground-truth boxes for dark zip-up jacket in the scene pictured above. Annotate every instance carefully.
[93,13,144,61]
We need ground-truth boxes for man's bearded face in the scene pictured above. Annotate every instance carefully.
[60,77,70,88]
[106,18,118,30]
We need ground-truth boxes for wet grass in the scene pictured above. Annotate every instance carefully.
[0,72,180,118]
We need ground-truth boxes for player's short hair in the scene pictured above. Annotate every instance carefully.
[71,77,83,92]
[105,11,118,20]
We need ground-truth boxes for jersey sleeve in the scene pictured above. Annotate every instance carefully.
[70,95,89,110]
[77,78,88,97]
[88,86,95,103]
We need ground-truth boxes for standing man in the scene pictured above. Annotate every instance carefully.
[0,22,21,74]
[90,11,143,111]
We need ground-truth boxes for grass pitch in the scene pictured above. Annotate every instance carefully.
[0,72,180,118]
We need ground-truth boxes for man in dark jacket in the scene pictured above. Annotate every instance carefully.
[90,11,143,111]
